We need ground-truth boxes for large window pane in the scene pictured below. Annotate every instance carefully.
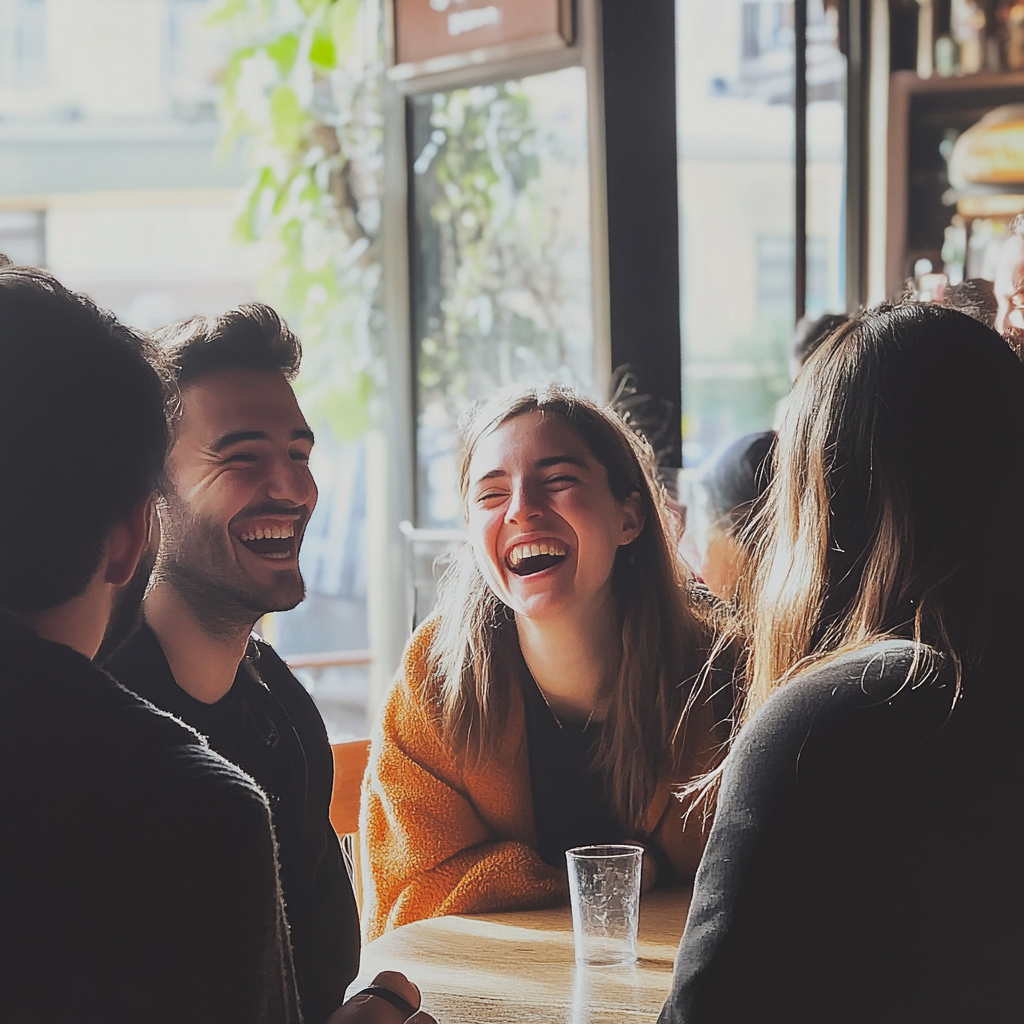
[410,66,594,527]
[678,0,846,464]
[806,0,846,319]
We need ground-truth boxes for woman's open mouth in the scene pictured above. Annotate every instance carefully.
[506,540,569,577]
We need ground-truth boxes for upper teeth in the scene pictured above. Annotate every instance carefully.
[508,540,568,566]
[239,524,295,542]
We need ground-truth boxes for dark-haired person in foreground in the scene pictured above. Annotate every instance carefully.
[660,303,1024,1023]
[0,262,300,1023]
[106,305,429,1024]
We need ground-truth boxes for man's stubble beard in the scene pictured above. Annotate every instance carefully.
[157,494,306,641]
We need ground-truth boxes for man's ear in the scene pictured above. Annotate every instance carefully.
[619,491,645,546]
[103,494,156,587]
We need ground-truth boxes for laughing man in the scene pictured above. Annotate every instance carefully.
[106,306,374,1024]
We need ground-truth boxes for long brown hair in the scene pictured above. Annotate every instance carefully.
[426,385,711,832]
[737,303,1024,730]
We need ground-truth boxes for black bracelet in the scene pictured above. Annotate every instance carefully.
[355,986,418,1019]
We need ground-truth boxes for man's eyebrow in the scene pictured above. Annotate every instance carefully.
[210,430,268,452]
[208,428,315,452]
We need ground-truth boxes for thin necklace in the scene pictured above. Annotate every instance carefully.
[534,679,595,733]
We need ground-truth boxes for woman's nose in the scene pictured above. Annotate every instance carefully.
[505,481,543,523]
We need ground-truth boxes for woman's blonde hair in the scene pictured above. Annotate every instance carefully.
[426,384,712,832]
[735,302,1024,730]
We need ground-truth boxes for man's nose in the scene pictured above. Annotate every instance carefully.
[268,455,317,509]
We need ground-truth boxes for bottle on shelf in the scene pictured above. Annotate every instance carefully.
[917,0,935,77]
[1005,0,1024,69]
[951,0,986,74]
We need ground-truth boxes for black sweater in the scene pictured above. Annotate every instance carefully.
[659,638,1024,1024]
[106,623,360,1024]
[0,609,301,1024]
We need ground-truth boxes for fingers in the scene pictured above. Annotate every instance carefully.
[369,971,421,1012]
[327,972,426,1024]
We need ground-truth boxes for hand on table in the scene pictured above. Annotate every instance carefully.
[326,971,437,1024]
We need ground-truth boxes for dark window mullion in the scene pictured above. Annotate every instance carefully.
[794,0,808,325]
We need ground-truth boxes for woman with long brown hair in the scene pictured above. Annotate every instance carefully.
[360,386,730,940]
[661,303,1024,1023]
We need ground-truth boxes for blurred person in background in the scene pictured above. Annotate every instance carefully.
[660,304,1024,1023]
[994,213,1024,356]
[105,306,434,1024]
[361,386,733,941]
[692,431,774,603]
[774,313,850,428]
[943,277,998,328]
[790,312,850,380]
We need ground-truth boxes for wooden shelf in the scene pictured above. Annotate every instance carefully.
[890,68,1024,96]
[885,70,1024,299]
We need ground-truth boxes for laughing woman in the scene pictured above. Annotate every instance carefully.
[360,387,731,940]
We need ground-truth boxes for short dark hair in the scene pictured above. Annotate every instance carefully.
[704,430,775,534]
[154,303,301,387]
[0,260,169,612]
[944,277,998,328]
[793,313,849,369]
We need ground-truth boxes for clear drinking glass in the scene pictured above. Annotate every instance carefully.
[566,844,643,966]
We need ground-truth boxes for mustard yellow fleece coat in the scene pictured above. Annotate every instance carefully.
[359,618,719,942]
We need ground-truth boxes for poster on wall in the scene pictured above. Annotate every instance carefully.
[391,0,573,77]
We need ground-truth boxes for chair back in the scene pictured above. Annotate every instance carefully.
[331,738,371,914]
[330,738,371,836]
[399,520,465,631]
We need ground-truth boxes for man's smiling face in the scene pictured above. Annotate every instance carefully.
[157,368,317,630]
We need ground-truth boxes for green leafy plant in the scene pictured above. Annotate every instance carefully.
[411,74,593,438]
[213,0,383,441]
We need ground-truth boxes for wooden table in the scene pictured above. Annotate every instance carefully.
[349,886,691,1023]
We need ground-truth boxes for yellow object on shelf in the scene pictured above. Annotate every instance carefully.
[948,104,1024,188]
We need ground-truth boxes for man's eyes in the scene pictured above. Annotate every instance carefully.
[221,449,311,464]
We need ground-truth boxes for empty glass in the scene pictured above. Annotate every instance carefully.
[566,844,643,966]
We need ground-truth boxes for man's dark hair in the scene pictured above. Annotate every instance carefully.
[944,277,998,328]
[793,312,849,370]
[0,259,169,612]
[155,303,301,387]
[704,430,775,535]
